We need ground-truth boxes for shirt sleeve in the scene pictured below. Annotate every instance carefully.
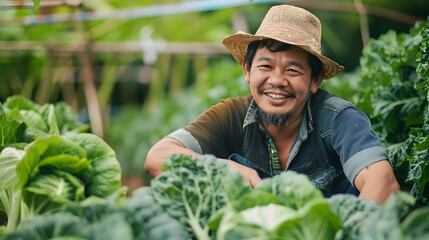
[167,128,203,154]
[165,96,249,159]
[330,107,389,186]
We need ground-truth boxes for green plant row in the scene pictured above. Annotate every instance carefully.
[2,154,429,240]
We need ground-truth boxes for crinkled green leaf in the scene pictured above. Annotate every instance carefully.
[357,191,415,240]
[16,136,61,186]
[1,95,88,143]
[280,199,340,240]
[126,187,189,240]
[0,111,25,149]
[18,109,49,133]
[54,102,89,134]
[24,170,85,203]
[218,200,340,240]
[82,213,134,240]
[38,155,92,176]
[151,154,246,239]
[3,96,39,112]
[40,104,60,135]
[401,205,429,240]
[328,194,380,240]
[255,171,324,210]
[0,148,25,191]
[66,133,121,197]
[2,212,87,240]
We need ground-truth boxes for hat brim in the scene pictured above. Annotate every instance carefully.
[223,32,344,79]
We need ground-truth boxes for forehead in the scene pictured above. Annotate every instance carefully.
[254,44,310,63]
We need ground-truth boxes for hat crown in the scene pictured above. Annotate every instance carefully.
[256,5,322,53]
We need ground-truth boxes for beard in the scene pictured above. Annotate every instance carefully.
[259,110,290,126]
[256,87,295,126]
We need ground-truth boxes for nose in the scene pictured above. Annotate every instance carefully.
[266,70,288,87]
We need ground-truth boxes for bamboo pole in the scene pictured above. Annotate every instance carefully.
[79,42,104,138]
[0,41,229,54]
[353,0,370,46]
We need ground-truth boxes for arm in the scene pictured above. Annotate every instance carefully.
[144,137,201,177]
[144,137,262,186]
[354,160,400,204]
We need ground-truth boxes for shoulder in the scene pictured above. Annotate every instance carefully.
[219,95,252,108]
[213,95,252,116]
[187,95,252,126]
[313,89,369,131]
[313,89,354,113]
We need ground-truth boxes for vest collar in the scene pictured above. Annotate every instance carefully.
[242,94,314,134]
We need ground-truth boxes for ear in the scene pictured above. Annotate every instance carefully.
[242,60,251,84]
[310,75,323,94]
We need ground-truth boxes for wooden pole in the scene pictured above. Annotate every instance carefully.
[79,42,104,138]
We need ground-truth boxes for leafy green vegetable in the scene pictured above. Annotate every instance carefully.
[214,172,340,240]
[0,108,25,150]
[1,187,189,240]
[0,96,89,150]
[254,171,324,210]
[0,134,122,231]
[328,194,380,240]
[150,154,248,240]
[357,191,415,240]
[400,205,429,240]
[328,191,429,240]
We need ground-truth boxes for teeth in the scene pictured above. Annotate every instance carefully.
[266,93,287,99]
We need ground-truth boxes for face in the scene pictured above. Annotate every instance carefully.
[243,45,322,124]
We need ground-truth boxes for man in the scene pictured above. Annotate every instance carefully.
[144,4,399,203]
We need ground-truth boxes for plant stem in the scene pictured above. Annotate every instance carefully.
[6,190,22,231]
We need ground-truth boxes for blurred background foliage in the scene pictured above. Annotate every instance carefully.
[0,0,428,188]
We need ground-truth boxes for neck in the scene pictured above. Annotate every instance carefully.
[262,114,302,141]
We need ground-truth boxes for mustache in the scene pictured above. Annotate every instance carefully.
[258,87,296,98]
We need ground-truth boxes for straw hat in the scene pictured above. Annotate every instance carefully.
[223,4,344,79]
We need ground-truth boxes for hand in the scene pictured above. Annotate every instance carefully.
[224,159,262,188]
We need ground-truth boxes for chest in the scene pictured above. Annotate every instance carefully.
[271,137,295,171]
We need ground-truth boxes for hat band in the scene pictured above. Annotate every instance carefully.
[255,24,321,55]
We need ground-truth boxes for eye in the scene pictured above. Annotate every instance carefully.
[258,64,272,70]
[286,67,303,75]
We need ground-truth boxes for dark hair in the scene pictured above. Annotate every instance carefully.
[244,39,323,79]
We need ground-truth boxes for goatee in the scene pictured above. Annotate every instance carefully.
[259,110,289,126]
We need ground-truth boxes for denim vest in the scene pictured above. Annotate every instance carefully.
[230,89,359,197]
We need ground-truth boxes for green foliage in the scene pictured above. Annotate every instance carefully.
[1,187,189,240]
[355,19,429,205]
[2,154,429,239]
[328,191,429,240]
[0,134,122,231]
[150,156,342,239]
[356,192,417,240]
[245,171,324,211]
[214,172,340,240]
[0,95,89,150]
[0,96,121,232]
[151,154,248,240]
[216,201,340,240]
[328,194,380,240]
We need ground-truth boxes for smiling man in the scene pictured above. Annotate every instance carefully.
[144,4,400,203]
